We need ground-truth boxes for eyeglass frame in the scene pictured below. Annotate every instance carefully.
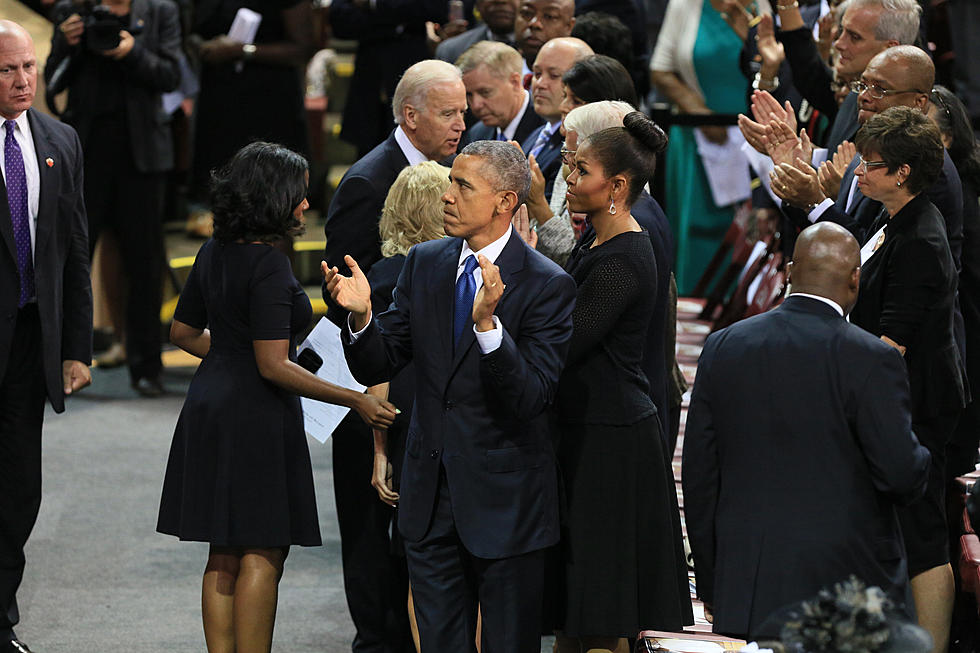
[857,156,890,173]
[849,79,926,100]
[560,147,576,165]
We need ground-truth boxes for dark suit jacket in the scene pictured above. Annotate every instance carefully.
[521,122,563,202]
[45,0,181,174]
[683,295,931,638]
[331,0,447,155]
[436,24,515,64]
[322,132,409,325]
[0,110,93,413]
[825,93,860,156]
[850,194,968,429]
[461,99,543,148]
[342,230,576,558]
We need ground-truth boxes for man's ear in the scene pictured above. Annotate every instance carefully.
[402,105,418,131]
[508,71,523,92]
[786,261,794,285]
[495,189,519,215]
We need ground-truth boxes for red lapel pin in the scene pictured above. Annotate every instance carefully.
[45,158,54,167]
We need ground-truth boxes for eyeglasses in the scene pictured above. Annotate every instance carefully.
[858,156,889,173]
[931,87,952,124]
[560,148,576,165]
[849,80,926,100]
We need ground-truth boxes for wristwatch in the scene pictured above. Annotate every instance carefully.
[752,71,780,92]
[242,43,257,60]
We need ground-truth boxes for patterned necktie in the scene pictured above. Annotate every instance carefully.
[528,123,554,159]
[3,120,35,307]
[453,254,479,347]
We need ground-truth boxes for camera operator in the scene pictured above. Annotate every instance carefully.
[46,0,181,397]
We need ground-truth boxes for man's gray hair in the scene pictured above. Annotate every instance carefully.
[459,140,531,207]
[392,59,463,125]
[455,41,523,78]
[563,101,636,141]
[845,0,921,45]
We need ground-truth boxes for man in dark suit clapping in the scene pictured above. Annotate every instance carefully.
[325,140,576,652]
[0,21,93,653]
[683,222,930,640]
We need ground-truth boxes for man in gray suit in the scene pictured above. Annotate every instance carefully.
[436,0,518,64]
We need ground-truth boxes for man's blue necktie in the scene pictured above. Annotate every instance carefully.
[453,254,479,347]
[4,120,35,307]
[496,130,508,141]
[528,123,554,159]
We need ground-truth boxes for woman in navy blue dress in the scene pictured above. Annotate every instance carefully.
[157,142,397,653]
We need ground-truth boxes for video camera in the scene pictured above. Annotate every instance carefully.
[71,0,142,52]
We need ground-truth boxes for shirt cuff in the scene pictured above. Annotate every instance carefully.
[348,311,373,342]
[808,198,834,223]
[474,315,503,353]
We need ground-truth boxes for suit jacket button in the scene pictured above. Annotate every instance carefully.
[444,400,455,410]
[430,449,440,459]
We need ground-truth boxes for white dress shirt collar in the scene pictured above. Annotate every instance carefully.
[497,90,530,142]
[394,125,430,167]
[790,292,844,317]
[458,224,512,274]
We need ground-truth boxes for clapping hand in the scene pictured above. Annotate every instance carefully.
[322,256,373,330]
[756,14,785,68]
[763,120,813,169]
[472,254,505,332]
[770,157,826,209]
[817,140,856,199]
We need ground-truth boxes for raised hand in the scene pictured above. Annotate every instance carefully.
[512,203,538,249]
[751,90,797,135]
[756,14,785,69]
[817,141,856,200]
[322,255,372,329]
[472,254,505,332]
[738,113,769,154]
[764,121,813,169]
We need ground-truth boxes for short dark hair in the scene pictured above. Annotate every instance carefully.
[210,142,309,243]
[583,111,667,205]
[459,140,531,207]
[562,54,638,108]
[929,85,980,189]
[854,106,943,196]
[570,12,633,78]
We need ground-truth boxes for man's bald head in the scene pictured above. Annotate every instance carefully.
[531,37,593,122]
[856,45,934,123]
[871,45,935,94]
[789,223,862,313]
[540,36,593,60]
[0,20,37,120]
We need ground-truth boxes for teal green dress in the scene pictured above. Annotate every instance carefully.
[666,0,749,294]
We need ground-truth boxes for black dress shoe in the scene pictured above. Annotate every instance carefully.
[3,639,35,653]
[132,376,165,398]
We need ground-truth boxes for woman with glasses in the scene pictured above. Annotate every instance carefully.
[848,106,968,653]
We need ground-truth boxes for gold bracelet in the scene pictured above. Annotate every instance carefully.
[776,0,798,9]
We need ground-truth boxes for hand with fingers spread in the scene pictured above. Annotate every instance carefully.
[322,256,372,330]
[512,203,538,249]
[770,158,826,209]
[755,14,785,70]
[472,254,505,332]
[751,89,797,134]
[355,393,399,428]
[817,140,857,199]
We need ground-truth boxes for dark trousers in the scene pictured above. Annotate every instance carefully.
[403,466,546,653]
[84,117,165,382]
[0,305,46,641]
[333,419,413,653]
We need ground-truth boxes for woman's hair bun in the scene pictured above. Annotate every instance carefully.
[623,111,667,154]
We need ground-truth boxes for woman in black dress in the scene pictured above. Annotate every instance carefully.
[157,142,397,653]
[554,112,693,653]
[848,107,968,653]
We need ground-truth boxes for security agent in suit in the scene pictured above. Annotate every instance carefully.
[522,37,592,202]
[0,21,93,653]
[457,40,543,147]
[46,0,180,396]
[323,59,467,327]
[683,222,930,640]
[325,140,576,652]
[435,0,518,64]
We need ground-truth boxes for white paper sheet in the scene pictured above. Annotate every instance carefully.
[694,126,752,207]
[229,7,261,73]
[299,317,365,443]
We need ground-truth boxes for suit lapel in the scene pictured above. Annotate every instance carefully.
[129,0,149,34]
[0,169,14,263]
[27,110,57,259]
[436,238,463,372]
[835,156,860,212]
[449,230,526,373]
